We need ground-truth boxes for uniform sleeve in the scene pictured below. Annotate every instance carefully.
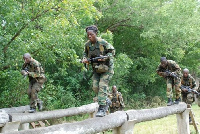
[118,93,125,108]
[192,77,197,90]
[28,62,42,78]
[83,44,88,58]
[156,64,165,77]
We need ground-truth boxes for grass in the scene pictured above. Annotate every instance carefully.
[102,104,200,134]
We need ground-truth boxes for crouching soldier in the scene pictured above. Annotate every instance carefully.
[109,85,125,113]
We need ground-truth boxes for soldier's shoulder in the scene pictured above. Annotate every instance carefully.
[189,74,195,80]
[98,38,114,50]
[85,40,90,46]
[167,60,176,64]
[30,59,40,67]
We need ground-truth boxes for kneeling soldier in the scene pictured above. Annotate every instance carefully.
[109,85,125,113]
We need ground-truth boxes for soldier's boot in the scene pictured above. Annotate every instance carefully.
[28,107,36,113]
[96,105,107,117]
[37,101,43,111]
[174,97,181,104]
[167,98,173,106]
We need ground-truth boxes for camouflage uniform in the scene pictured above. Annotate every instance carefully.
[84,37,115,105]
[181,74,196,104]
[22,58,46,110]
[109,91,125,113]
[156,60,181,99]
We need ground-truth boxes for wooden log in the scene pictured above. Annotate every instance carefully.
[10,103,98,124]
[6,111,127,134]
[126,102,187,123]
[1,105,29,113]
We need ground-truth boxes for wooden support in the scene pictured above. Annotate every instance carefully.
[0,121,20,133]
[19,123,29,130]
[176,108,190,134]
[187,104,199,133]
[113,120,137,134]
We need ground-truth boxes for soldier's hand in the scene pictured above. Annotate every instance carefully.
[21,70,28,76]
[82,57,88,63]
[98,55,106,61]
[183,88,188,92]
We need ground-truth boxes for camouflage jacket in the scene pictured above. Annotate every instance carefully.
[181,74,197,90]
[83,37,115,69]
[156,60,181,78]
[110,91,125,108]
[22,58,45,80]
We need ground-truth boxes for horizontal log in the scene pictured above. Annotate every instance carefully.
[7,111,128,134]
[10,103,98,124]
[126,102,187,123]
[1,105,29,113]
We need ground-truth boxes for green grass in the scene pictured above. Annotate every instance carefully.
[103,104,200,134]
[134,104,200,134]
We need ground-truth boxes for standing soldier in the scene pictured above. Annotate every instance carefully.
[82,25,115,117]
[109,85,125,113]
[180,68,197,123]
[156,57,181,106]
[21,53,46,113]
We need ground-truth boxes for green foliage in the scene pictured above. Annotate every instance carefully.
[1,0,200,110]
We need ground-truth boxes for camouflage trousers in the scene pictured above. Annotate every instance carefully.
[182,92,194,105]
[92,69,114,105]
[110,106,123,113]
[27,82,43,109]
[166,78,181,99]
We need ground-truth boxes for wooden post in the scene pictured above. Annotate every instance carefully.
[176,108,190,134]
[113,120,137,134]
[19,123,29,130]
[1,121,20,133]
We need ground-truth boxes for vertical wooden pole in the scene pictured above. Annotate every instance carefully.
[176,108,190,134]
[113,120,137,134]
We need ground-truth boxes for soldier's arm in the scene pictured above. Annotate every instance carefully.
[192,77,197,90]
[118,93,125,107]
[21,63,28,76]
[156,65,166,77]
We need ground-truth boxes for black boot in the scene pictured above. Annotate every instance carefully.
[167,98,173,106]
[174,97,181,104]
[28,107,36,113]
[96,105,107,117]
[37,101,43,111]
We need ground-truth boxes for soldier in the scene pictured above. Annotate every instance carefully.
[21,53,46,113]
[180,68,196,104]
[180,68,197,124]
[82,25,115,117]
[109,85,125,113]
[156,57,181,106]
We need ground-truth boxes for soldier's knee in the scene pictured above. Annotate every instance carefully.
[92,87,99,94]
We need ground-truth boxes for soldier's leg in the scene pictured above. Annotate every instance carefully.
[166,79,173,106]
[182,93,187,103]
[32,82,43,111]
[96,70,113,117]
[186,93,194,105]
[174,78,181,104]
[92,72,100,95]
[27,83,32,99]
